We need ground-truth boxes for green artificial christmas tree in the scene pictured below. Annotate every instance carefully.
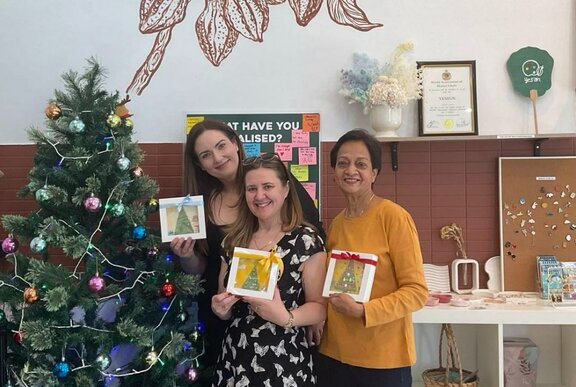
[0,59,204,386]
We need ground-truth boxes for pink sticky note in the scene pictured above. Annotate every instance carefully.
[301,182,316,201]
[291,130,310,147]
[274,143,293,161]
[298,147,317,165]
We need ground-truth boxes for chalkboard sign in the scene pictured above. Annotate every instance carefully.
[186,113,320,208]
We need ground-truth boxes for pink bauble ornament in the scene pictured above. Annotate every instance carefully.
[2,235,19,254]
[83,195,102,212]
[88,275,106,292]
[184,366,199,383]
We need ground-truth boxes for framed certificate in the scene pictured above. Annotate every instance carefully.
[417,61,478,136]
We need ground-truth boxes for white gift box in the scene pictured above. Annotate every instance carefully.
[159,195,206,242]
[322,249,378,303]
[226,247,281,300]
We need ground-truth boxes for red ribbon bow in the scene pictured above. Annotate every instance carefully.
[331,251,377,266]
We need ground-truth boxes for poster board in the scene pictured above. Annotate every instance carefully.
[499,157,576,291]
[185,113,320,208]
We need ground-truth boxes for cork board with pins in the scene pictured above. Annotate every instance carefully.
[500,157,576,291]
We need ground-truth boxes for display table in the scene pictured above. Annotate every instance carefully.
[411,301,576,387]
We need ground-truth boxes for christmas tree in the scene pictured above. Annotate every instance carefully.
[0,59,204,386]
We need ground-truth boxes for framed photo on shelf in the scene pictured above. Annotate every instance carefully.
[159,195,206,242]
[417,60,478,136]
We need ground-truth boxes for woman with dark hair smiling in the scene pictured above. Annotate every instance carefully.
[315,129,428,387]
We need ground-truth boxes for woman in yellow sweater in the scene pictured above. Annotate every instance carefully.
[315,129,428,387]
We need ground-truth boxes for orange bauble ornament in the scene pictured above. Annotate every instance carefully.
[23,287,39,304]
[45,103,62,120]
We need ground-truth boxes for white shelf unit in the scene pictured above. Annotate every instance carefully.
[411,303,576,387]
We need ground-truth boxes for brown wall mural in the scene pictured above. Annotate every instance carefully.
[127,0,382,95]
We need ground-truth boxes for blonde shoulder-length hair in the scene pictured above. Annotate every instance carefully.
[223,156,304,257]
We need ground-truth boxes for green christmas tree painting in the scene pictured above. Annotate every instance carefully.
[0,59,205,386]
[241,265,261,291]
[174,208,194,235]
[332,260,361,294]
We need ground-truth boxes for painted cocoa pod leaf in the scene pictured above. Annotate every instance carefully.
[326,0,382,31]
[288,0,322,27]
[196,0,240,66]
[225,0,269,42]
[139,0,191,33]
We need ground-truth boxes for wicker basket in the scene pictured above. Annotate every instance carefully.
[422,323,479,387]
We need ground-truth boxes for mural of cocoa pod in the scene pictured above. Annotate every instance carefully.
[139,0,191,33]
[126,28,173,95]
[225,0,269,42]
[327,0,382,31]
[196,0,240,66]
[288,0,323,26]
[128,0,381,95]
[127,0,192,95]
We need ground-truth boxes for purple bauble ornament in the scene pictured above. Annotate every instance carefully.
[88,275,106,292]
[184,366,199,383]
[84,195,102,212]
[2,235,19,254]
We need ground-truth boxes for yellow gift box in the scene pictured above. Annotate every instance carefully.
[226,247,284,300]
[322,249,378,303]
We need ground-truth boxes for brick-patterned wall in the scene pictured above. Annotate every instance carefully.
[322,137,576,286]
[0,143,183,270]
[2,138,576,286]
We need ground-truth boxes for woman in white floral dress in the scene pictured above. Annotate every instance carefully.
[211,153,327,386]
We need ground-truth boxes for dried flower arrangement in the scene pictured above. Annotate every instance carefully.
[440,223,467,258]
[339,41,423,112]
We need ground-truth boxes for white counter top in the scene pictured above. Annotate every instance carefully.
[413,301,576,325]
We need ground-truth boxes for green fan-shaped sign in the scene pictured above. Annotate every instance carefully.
[506,46,554,97]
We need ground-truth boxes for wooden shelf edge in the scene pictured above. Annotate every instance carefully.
[375,132,576,142]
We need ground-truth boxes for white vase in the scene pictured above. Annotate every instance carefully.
[369,103,402,137]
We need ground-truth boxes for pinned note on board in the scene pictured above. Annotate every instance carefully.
[506,46,554,134]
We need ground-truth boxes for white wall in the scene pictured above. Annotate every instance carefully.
[0,0,574,144]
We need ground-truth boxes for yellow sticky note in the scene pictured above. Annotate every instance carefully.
[290,165,309,182]
[186,116,205,134]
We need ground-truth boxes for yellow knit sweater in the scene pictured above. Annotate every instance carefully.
[319,199,428,368]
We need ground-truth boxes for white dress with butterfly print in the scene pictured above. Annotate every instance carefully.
[213,226,325,387]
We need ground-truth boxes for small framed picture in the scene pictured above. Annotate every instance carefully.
[417,60,478,136]
[159,195,206,242]
[226,247,280,300]
[322,249,378,303]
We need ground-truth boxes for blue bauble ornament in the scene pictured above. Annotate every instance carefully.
[53,360,70,378]
[131,225,147,240]
[68,116,85,133]
[35,187,52,202]
[117,156,131,171]
[30,236,47,253]
[110,202,125,217]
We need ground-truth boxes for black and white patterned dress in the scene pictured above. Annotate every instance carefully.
[213,226,325,387]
